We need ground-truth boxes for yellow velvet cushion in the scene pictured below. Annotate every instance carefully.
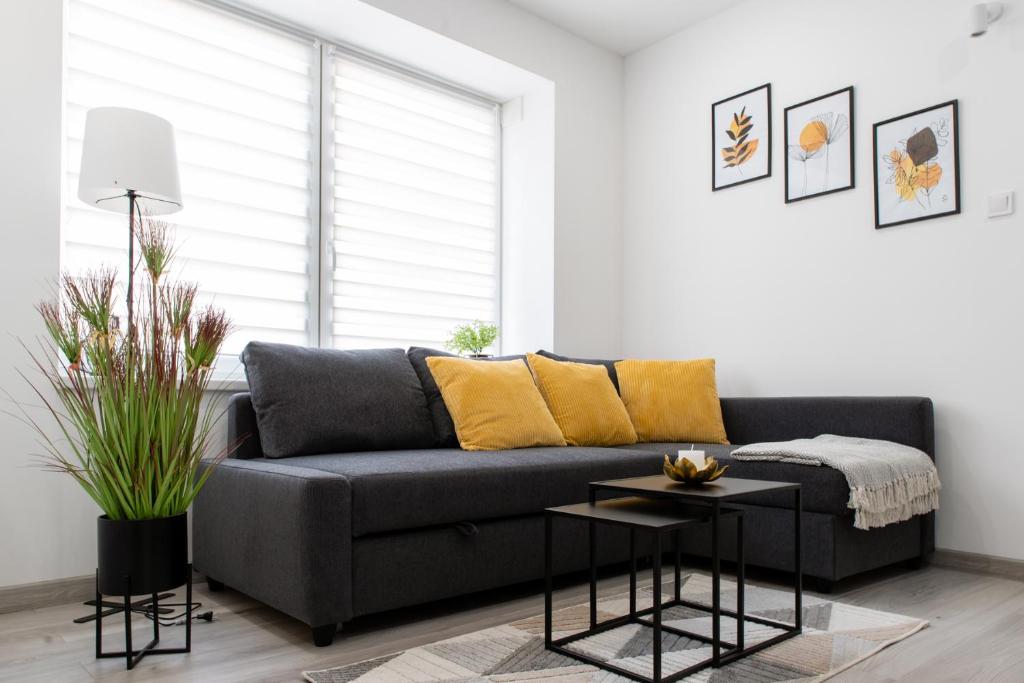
[526,353,637,447]
[614,358,729,444]
[425,356,566,451]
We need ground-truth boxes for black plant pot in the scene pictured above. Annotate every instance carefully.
[97,513,188,596]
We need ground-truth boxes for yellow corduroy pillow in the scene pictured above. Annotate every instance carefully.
[526,353,637,447]
[614,358,729,444]
[426,356,566,451]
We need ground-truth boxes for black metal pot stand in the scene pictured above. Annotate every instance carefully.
[76,513,194,670]
[544,476,802,683]
[92,565,193,670]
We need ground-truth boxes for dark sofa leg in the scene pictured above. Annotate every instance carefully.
[206,577,225,592]
[813,578,835,594]
[312,624,339,647]
[904,555,927,571]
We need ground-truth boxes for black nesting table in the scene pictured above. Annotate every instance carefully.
[544,475,802,683]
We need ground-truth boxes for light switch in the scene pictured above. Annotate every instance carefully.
[987,191,1014,218]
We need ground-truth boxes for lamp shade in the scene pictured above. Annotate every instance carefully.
[78,107,183,215]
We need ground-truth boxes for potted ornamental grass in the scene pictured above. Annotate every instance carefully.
[445,320,499,358]
[19,215,232,597]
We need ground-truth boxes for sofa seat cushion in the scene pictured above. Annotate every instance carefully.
[619,443,851,516]
[270,447,666,537]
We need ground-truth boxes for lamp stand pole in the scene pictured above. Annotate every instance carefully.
[126,189,137,337]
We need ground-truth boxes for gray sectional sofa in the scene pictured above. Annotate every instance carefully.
[193,343,935,646]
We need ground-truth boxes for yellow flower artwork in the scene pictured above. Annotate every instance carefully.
[884,123,947,208]
[783,86,854,202]
[873,100,959,229]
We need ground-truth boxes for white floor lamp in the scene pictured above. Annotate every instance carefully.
[77,107,183,329]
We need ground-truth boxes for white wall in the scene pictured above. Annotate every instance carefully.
[623,0,1024,560]
[0,0,101,587]
[362,0,625,358]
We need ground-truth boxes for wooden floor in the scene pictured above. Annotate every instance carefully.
[2,562,1023,682]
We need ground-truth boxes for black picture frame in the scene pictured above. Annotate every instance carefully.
[872,100,960,229]
[783,86,855,203]
[711,83,772,191]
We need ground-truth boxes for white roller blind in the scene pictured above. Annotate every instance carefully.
[63,0,317,364]
[328,54,501,351]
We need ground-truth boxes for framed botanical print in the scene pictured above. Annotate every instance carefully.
[711,83,771,191]
[873,100,960,229]
[784,86,854,202]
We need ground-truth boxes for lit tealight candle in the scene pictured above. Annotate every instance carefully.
[679,449,706,470]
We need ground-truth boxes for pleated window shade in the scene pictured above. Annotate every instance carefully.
[328,54,501,350]
[64,0,501,369]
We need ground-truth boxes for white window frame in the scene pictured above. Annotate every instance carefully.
[62,0,503,364]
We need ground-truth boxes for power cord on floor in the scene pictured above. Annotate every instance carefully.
[139,601,215,626]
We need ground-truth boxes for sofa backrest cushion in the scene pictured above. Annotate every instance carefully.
[535,349,620,392]
[407,347,526,448]
[242,341,435,458]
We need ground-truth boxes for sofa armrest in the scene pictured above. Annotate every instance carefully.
[193,458,352,626]
[720,396,935,458]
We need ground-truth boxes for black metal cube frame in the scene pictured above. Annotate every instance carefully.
[544,480,803,683]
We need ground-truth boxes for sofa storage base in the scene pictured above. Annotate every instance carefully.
[351,514,651,617]
[349,505,929,619]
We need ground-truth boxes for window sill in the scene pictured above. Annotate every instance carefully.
[207,378,249,393]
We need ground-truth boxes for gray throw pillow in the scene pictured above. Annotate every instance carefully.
[407,347,526,448]
[242,342,435,458]
[535,349,620,392]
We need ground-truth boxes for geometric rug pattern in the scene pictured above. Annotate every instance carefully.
[304,573,926,682]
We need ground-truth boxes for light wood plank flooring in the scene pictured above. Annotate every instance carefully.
[1,563,1022,682]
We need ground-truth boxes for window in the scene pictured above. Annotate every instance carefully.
[63,0,501,368]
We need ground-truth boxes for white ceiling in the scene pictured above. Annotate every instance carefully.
[506,0,748,55]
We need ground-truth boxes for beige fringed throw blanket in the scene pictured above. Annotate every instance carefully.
[731,434,941,530]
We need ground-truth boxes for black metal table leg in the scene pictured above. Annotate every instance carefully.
[589,519,597,628]
[794,489,802,631]
[736,512,745,650]
[711,501,721,667]
[652,531,662,683]
[629,527,637,619]
[673,529,681,602]
[589,488,597,629]
[544,513,553,648]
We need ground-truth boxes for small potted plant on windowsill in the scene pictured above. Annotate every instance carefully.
[445,320,499,358]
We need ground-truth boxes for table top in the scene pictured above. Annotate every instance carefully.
[546,497,741,530]
[590,475,799,501]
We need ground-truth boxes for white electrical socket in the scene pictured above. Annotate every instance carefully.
[987,191,1014,218]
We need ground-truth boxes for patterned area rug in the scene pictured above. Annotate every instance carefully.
[304,573,926,682]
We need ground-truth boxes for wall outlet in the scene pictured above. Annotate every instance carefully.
[987,191,1014,218]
